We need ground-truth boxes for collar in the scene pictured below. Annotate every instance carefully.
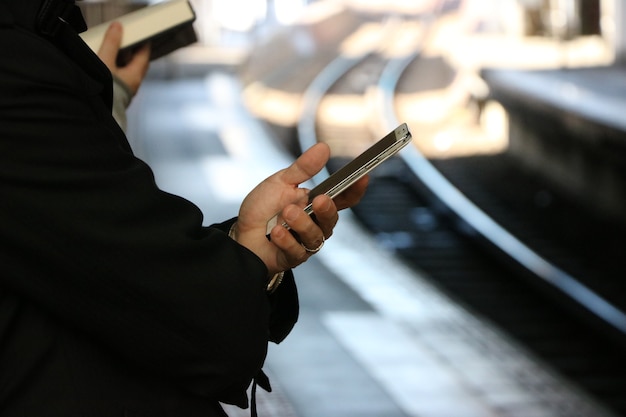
[1,0,86,36]
[38,0,87,36]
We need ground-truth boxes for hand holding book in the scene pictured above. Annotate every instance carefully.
[80,0,197,66]
[97,22,151,95]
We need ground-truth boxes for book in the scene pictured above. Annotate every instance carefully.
[80,0,197,65]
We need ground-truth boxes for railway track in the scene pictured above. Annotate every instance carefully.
[267,5,626,417]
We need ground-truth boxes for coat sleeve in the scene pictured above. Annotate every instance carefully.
[0,24,298,401]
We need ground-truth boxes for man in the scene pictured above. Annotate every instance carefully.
[0,0,368,416]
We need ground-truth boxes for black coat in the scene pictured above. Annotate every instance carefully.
[0,1,298,415]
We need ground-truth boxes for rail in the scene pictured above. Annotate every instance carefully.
[374,41,626,335]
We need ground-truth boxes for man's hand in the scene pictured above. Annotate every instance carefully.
[236,143,368,276]
[97,21,150,95]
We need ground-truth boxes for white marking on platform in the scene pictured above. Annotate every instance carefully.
[323,312,493,417]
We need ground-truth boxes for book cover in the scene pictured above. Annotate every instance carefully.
[80,0,197,65]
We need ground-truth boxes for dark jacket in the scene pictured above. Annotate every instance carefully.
[0,1,298,415]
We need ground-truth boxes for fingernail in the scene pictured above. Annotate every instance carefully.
[316,198,331,213]
[274,226,285,239]
[110,21,122,32]
[284,206,299,222]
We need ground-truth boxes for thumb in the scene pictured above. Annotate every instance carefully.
[281,142,330,186]
[97,22,123,68]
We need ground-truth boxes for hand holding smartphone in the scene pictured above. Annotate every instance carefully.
[266,123,412,235]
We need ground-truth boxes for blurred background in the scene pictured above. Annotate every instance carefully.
[80,1,626,416]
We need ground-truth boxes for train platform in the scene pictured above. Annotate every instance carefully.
[125,67,618,417]
[480,64,626,227]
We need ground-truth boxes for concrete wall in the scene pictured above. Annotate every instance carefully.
[614,0,626,62]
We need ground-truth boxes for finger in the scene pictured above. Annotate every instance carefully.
[282,204,326,252]
[310,195,337,238]
[126,42,151,73]
[118,42,151,95]
[97,22,123,68]
[269,223,308,268]
[333,174,369,210]
[280,143,330,186]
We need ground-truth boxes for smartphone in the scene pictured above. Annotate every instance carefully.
[266,123,412,235]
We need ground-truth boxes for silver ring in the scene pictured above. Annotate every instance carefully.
[302,236,325,254]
